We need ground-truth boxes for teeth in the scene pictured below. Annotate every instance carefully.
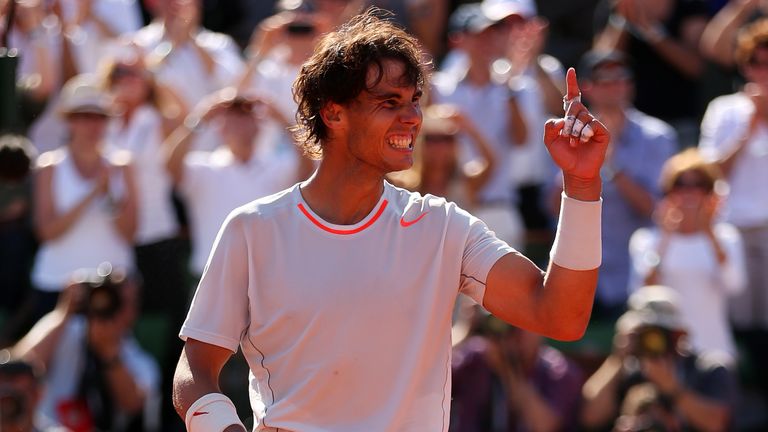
[388,136,412,149]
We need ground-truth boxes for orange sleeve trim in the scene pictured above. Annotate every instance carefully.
[297,200,389,235]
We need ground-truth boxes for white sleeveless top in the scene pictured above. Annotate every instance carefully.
[32,149,134,291]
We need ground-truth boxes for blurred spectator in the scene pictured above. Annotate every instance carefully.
[0,135,37,325]
[699,0,768,68]
[58,0,144,74]
[392,103,495,209]
[698,16,768,399]
[431,2,529,250]
[235,0,335,158]
[629,148,746,363]
[581,285,738,432]
[128,0,245,152]
[101,52,186,312]
[3,0,59,133]
[450,307,584,432]
[9,75,137,340]
[12,265,161,431]
[551,50,676,320]
[100,51,190,430]
[366,0,449,59]
[164,88,301,279]
[128,0,244,118]
[594,0,709,146]
[0,352,66,431]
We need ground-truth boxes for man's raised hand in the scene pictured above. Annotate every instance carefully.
[544,68,610,183]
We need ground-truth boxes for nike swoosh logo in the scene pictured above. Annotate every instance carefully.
[192,411,209,416]
[400,211,429,227]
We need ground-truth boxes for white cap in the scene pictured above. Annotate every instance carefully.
[625,285,687,331]
[58,74,114,116]
[481,0,537,21]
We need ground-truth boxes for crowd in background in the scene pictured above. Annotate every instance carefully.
[0,0,767,430]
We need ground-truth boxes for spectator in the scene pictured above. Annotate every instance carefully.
[395,103,496,210]
[58,0,144,73]
[0,353,66,431]
[129,0,244,120]
[698,16,768,399]
[432,3,529,250]
[594,0,709,146]
[12,265,161,431]
[235,1,334,158]
[451,310,584,432]
[100,51,190,430]
[164,88,301,280]
[629,148,746,363]
[581,285,738,432]
[4,0,58,134]
[22,74,137,334]
[699,0,767,68]
[551,50,677,320]
[0,135,37,329]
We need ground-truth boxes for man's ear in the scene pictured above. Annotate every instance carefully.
[320,102,344,131]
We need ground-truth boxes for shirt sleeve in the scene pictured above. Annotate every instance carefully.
[459,214,516,305]
[180,210,250,352]
[715,224,747,295]
[699,98,746,161]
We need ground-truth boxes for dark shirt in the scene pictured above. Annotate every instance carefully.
[450,336,584,432]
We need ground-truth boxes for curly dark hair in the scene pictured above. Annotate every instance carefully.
[292,8,430,159]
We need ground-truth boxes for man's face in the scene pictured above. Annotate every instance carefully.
[583,62,633,111]
[743,46,768,87]
[219,101,261,152]
[337,59,422,174]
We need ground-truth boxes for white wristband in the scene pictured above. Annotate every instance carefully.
[550,192,602,270]
[185,393,245,432]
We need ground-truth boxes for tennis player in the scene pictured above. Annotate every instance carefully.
[173,9,609,432]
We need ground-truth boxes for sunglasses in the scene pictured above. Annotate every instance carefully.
[111,66,144,81]
[670,177,712,192]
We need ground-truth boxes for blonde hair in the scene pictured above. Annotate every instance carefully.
[658,148,723,195]
[735,18,768,66]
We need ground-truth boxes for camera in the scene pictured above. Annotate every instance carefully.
[74,263,124,320]
[632,326,675,357]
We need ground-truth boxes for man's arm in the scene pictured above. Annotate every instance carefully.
[173,339,246,432]
[483,68,608,341]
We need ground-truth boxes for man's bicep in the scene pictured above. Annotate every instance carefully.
[481,251,545,329]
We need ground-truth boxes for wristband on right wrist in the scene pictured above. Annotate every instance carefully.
[185,393,244,432]
[550,192,603,270]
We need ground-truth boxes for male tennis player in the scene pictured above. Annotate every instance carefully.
[173,9,608,432]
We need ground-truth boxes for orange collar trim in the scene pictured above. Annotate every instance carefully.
[297,200,389,235]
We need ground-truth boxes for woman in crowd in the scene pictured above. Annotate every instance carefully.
[26,74,137,329]
[629,148,746,363]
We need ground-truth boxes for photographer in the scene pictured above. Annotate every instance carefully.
[450,304,584,432]
[0,353,65,432]
[11,265,160,432]
[581,285,738,432]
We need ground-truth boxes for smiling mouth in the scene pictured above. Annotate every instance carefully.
[387,135,413,150]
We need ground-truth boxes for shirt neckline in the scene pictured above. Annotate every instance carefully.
[294,183,390,235]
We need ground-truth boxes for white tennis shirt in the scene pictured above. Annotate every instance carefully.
[180,181,515,431]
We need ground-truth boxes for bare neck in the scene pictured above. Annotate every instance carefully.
[299,154,386,226]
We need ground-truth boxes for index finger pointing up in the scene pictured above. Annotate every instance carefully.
[565,67,580,100]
